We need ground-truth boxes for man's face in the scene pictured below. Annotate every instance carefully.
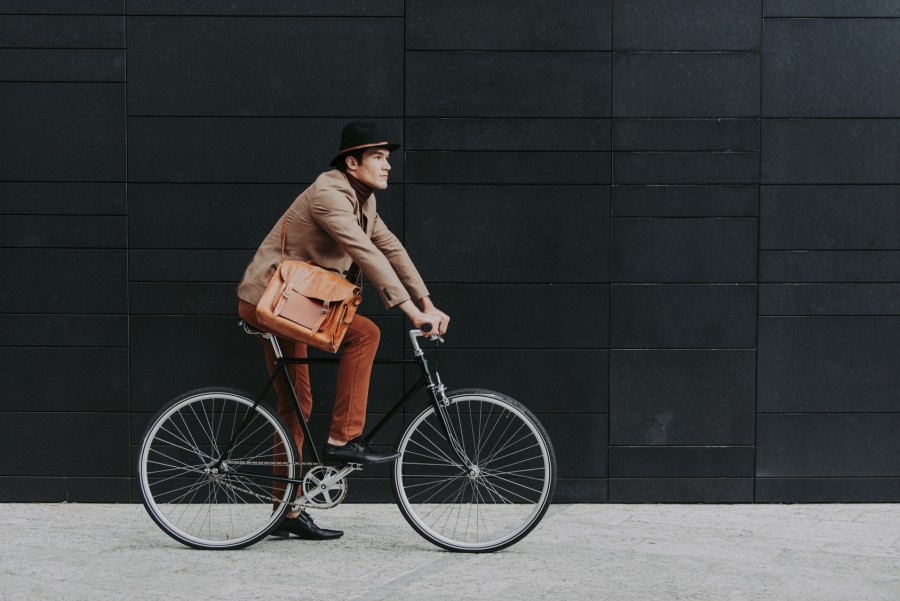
[347,147,391,190]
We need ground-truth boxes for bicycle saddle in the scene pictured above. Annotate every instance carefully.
[238,320,266,336]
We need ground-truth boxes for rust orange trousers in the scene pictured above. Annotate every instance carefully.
[238,299,380,471]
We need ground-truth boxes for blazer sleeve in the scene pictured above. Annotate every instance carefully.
[309,189,411,308]
[370,213,430,302]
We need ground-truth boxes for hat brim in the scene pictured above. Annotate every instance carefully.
[329,142,401,168]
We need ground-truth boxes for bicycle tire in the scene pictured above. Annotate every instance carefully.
[137,387,298,550]
[391,388,556,552]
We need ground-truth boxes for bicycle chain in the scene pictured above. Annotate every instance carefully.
[218,462,345,510]
[226,461,320,467]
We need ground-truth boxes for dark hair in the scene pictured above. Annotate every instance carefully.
[338,149,366,172]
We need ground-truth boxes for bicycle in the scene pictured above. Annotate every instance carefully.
[137,321,557,552]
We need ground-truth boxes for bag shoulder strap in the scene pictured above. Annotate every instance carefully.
[279,214,361,286]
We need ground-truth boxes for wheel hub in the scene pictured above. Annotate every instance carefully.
[205,461,231,480]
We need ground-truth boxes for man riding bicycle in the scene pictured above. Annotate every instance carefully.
[236,123,450,540]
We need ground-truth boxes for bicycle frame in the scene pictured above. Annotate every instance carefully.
[221,325,474,486]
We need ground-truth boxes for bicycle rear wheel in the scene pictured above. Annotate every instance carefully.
[137,387,298,550]
[392,389,556,552]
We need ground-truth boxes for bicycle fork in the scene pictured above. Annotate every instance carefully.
[409,330,477,473]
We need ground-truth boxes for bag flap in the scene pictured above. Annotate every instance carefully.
[281,261,358,303]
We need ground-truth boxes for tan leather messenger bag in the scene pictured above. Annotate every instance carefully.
[255,217,362,353]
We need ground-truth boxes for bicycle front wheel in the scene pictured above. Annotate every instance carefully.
[137,387,298,550]
[392,389,556,552]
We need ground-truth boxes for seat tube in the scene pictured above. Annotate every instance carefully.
[268,333,321,465]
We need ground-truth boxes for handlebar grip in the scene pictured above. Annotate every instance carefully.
[421,323,433,333]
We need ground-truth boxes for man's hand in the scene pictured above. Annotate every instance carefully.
[399,297,451,336]
[417,296,449,336]
[419,308,450,336]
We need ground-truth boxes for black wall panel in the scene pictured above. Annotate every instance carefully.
[127,17,403,117]
[0,83,125,181]
[614,0,761,51]
[610,478,754,503]
[610,350,755,445]
[763,19,900,117]
[0,348,128,412]
[760,283,900,316]
[0,315,127,347]
[0,249,127,313]
[0,215,125,247]
[129,249,254,282]
[614,53,760,117]
[760,250,900,283]
[3,2,899,504]
[406,151,610,184]
[407,0,611,51]
[611,285,757,349]
[0,49,124,81]
[613,119,759,151]
[761,186,900,249]
[406,118,611,151]
[0,413,129,477]
[125,1,404,17]
[0,477,129,503]
[613,152,759,185]
[0,182,125,215]
[758,317,900,412]
[612,185,758,218]
[406,185,609,282]
[757,414,900,477]
[609,447,755,478]
[611,219,757,283]
[0,15,124,47]
[756,478,900,503]
[764,0,900,17]
[406,52,611,117]
[761,120,900,184]
[0,2,121,15]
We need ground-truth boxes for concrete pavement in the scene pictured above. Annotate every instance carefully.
[1,503,898,600]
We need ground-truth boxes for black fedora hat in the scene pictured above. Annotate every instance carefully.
[329,122,400,168]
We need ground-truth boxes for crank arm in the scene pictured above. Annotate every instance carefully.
[292,463,362,510]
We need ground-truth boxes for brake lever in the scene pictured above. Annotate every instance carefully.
[421,323,444,343]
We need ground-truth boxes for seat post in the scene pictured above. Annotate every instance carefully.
[266,333,284,359]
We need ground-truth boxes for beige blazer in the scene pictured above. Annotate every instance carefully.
[237,170,429,309]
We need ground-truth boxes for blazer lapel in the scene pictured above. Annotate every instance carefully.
[362,194,376,236]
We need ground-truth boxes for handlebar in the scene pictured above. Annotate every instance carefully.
[409,325,443,354]
[419,322,442,342]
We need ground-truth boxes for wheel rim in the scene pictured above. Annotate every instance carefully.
[394,393,552,550]
[138,392,295,548]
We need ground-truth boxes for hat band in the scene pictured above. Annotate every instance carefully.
[338,141,391,154]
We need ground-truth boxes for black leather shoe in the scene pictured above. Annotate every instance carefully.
[322,436,401,465]
[271,511,343,540]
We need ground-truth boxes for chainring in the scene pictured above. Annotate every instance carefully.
[300,465,349,509]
